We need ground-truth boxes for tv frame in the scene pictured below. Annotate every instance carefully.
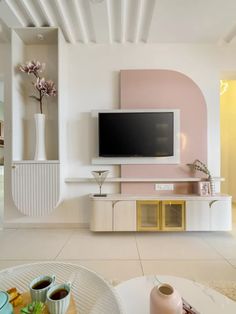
[92,109,180,165]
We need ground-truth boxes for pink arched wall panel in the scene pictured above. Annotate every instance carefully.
[120,69,207,194]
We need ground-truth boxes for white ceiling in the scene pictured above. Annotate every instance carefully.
[0,0,236,44]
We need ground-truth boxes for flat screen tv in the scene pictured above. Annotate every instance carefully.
[98,111,174,157]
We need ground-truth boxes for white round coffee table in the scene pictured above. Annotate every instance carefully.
[115,275,236,314]
[0,262,124,314]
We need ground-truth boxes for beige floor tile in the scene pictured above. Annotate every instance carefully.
[0,228,17,241]
[228,260,236,268]
[60,260,143,283]
[136,233,222,260]
[141,260,236,282]
[201,232,236,259]
[57,230,139,260]
[0,229,73,260]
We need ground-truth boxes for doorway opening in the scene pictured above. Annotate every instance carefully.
[220,80,236,207]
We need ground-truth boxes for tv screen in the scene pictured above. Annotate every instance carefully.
[98,112,174,157]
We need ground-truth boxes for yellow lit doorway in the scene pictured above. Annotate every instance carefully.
[220,80,236,202]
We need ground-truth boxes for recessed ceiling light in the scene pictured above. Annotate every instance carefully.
[37,34,44,41]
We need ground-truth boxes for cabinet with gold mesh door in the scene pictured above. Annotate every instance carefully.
[137,200,161,231]
[161,200,185,231]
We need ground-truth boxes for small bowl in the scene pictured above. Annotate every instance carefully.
[0,291,13,314]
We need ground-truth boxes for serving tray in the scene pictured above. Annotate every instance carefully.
[14,292,77,314]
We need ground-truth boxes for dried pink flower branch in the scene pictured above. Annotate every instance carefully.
[19,60,45,77]
[187,159,211,179]
[18,60,56,114]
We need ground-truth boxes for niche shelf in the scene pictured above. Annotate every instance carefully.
[12,28,58,161]
[11,28,66,216]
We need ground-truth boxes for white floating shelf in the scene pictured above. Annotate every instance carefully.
[90,193,231,201]
[13,160,60,164]
[65,177,224,183]
[92,156,180,165]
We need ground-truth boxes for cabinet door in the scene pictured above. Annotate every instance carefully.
[185,201,210,231]
[161,201,185,231]
[12,162,60,216]
[113,201,136,231]
[90,200,113,231]
[137,201,160,231]
[210,200,232,231]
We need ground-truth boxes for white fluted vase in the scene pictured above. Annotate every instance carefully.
[208,176,216,196]
[34,113,46,160]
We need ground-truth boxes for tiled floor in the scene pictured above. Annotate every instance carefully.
[0,207,236,285]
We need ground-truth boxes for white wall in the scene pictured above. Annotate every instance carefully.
[2,42,236,225]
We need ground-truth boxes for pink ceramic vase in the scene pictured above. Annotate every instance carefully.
[150,283,183,314]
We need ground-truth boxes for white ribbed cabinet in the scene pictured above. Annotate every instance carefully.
[12,161,60,216]
[11,28,66,216]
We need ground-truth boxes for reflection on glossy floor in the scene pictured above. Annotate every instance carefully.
[0,206,236,284]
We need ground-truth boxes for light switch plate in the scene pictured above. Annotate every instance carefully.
[155,183,174,191]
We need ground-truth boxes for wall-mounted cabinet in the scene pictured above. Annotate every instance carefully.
[90,194,232,232]
[186,199,232,231]
[90,200,136,232]
[113,201,136,231]
[10,28,66,216]
[12,161,60,216]
[90,200,113,232]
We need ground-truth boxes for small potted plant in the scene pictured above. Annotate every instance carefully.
[18,60,56,160]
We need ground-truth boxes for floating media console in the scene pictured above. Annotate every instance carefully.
[90,194,232,232]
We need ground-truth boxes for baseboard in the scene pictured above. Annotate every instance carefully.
[2,223,89,229]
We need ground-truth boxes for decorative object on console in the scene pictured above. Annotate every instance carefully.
[187,159,215,195]
[91,170,109,197]
[18,61,57,161]
[150,283,183,314]
[198,181,211,196]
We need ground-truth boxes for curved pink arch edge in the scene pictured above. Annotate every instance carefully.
[120,69,207,194]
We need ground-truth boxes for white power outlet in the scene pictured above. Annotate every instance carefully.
[155,184,174,191]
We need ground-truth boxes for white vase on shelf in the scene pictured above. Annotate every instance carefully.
[34,113,46,161]
[208,176,216,195]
